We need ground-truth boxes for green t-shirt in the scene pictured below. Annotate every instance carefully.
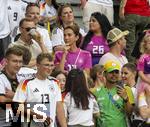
[92,86,127,127]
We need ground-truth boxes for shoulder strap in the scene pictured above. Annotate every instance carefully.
[107,91,124,112]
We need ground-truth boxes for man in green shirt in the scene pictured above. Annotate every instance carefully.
[94,60,133,127]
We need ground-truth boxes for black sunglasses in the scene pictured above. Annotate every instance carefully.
[109,70,119,74]
[21,27,36,32]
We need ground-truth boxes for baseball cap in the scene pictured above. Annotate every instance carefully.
[107,28,129,44]
[104,60,121,73]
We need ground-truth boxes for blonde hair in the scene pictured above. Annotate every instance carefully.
[140,34,150,54]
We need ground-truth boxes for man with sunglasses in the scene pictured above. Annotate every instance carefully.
[13,53,67,127]
[95,60,133,127]
[9,18,48,68]
[25,3,53,53]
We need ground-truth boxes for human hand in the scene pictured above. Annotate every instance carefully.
[29,29,43,45]
[5,88,15,99]
[63,44,70,54]
[43,116,53,127]
[117,86,128,101]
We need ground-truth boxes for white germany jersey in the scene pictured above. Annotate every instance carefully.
[0,72,13,94]
[0,0,10,38]
[8,0,27,41]
[13,77,62,127]
[40,3,57,18]
[0,72,13,126]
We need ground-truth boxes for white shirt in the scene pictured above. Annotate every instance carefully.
[0,0,10,38]
[17,67,37,83]
[64,92,99,126]
[8,0,27,42]
[40,4,57,18]
[10,38,42,60]
[13,77,62,127]
[22,0,37,3]
[88,0,113,6]
[51,27,86,48]
[99,52,128,69]
[40,3,57,25]
[0,72,13,126]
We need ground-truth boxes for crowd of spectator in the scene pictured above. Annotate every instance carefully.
[0,0,150,127]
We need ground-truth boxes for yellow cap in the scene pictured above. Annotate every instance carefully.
[104,60,121,72]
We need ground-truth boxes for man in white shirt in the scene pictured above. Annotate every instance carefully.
[9,18,48,68]
[25,3,53,53]
[13,53,67,127]
[0,46,23,127]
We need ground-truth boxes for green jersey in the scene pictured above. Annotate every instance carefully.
[92,86,127,127]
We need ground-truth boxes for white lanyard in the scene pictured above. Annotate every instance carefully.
[74,49,81,65]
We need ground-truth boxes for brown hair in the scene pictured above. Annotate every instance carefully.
[36,53,53,64]
[57,4,73,27]
[26,2,39,13]
[19,18,34,27]
[64,23,82,47]
[5,46,24,58]
[90,64,104,82]
[16,45,31,65]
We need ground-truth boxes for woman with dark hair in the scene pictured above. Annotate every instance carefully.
[51,4,86,51]
[54,23,92,74]
[64,69,99,126]
[81,12,112,65]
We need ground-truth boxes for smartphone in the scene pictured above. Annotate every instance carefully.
[116,80,124,88]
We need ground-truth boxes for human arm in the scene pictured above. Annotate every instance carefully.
[0,96,12,103]
[0,81,13,102]
[93,96,100,117]
[56,101,67,127]
[83,51,92,76]
[59,51,68,73]
[117,86,133,115]
[32,31,48,53]
[138,71,150,85]
[138,92,150,119]
[54,45,70,73]
[119,0,127,19]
